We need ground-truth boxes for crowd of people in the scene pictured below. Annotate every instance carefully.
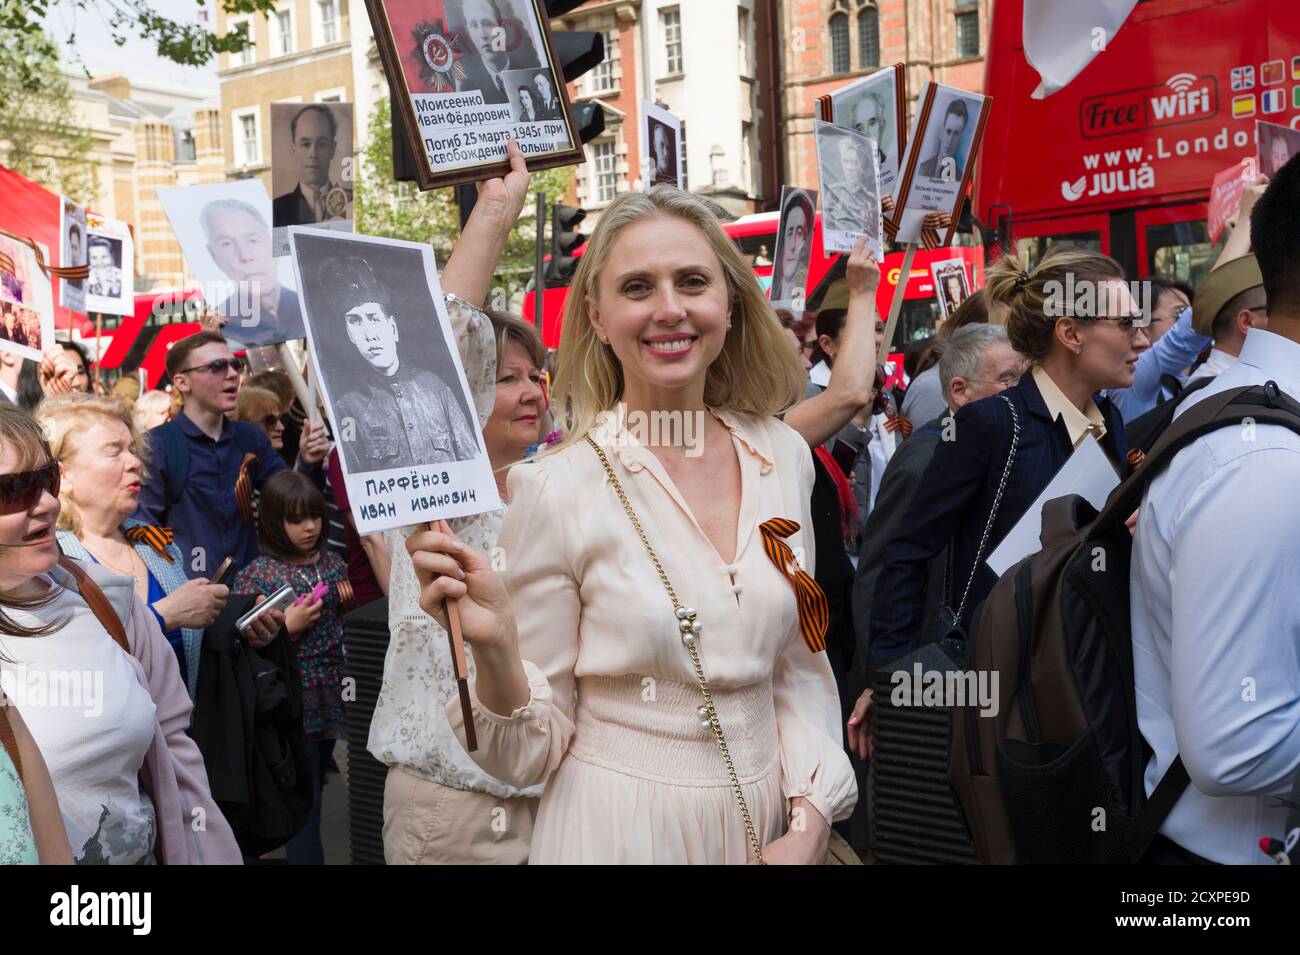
[0,139,1295,866]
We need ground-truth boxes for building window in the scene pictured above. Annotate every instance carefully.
[229,18,254,67]
[319,0,339,44]
[177,129,196,162]
[737,8,752,76]
[956,9,980,58]
[316,88,345,103]
[741,121,754,193]
[234,109,261,166]
[829,12,850,75]
[272,9,294,57]
[591,140,617,203]
[858,5,879,70]
[590,29,616,92]
[662,8,682,75]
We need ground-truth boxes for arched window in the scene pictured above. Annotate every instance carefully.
[858,5,879,70]
[829,11,850,75]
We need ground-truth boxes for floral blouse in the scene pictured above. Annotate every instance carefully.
[367,296,541,799]
[0,747,37,865]
[232,551,349,742]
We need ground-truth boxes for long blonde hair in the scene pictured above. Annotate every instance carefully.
[548,186,805,451]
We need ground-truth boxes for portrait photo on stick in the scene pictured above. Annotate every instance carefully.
[290,228,498,533]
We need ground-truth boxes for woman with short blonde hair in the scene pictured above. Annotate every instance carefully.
[407,184,856,864]
[235,385,285,450]
[132,389,172,434]
[40,394,229,696]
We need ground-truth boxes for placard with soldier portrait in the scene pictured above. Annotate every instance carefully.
[890,82,992,247]
[271,102,356,256]
[769,186,818,310]
[59,196,87,314]
[363,0,584,189]
[289,228,498,534]
[930,256,972,321]
[826,63,906,197]
[158,179,305,348]
[814,121,884,260]
[641,100,683,189]
[84,213,134,317]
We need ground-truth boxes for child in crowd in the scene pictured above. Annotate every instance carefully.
[231,470,349,865]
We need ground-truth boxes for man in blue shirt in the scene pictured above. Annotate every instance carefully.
[136,330,327,580]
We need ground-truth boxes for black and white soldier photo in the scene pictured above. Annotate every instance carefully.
[815,120,883,258]
[271,102,356,255]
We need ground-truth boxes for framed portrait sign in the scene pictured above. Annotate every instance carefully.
[930,256,972,322]
[641,100,683,189]
[819,63,907,198]
[889,82,992,248]
[363,0,586,189]
[769,186,817,310]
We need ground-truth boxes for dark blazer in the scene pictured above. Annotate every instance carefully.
[869,371,1130,666]
[852,415,947,686]
[273,185,315,227]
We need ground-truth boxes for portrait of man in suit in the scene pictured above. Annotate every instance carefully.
[202,198,302,346]
[917,98,970,180]
[532,71,561,120]
[450,0,542,105]
[272,105,351,227]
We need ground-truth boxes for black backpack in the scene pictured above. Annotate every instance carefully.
[950,382,1300,864]
[1124,374,1214,458]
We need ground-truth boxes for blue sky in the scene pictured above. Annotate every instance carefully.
[45,0,220,90]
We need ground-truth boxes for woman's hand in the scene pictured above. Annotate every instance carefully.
[155,577,229,630]
[754,797,831,865]
[404,526,517,653]
[284,593,323,636]
[298,419,328,465]
[241,594,284,648]
[475,139,531,226]
[845,236,881,296]
[847,688,874,761]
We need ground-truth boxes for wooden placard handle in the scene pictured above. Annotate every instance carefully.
[434,518,477,752]
[879,243,917,359]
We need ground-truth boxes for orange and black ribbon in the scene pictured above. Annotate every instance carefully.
[234,452,258,527]
[758,517,829,653]
[123,524,175,562]
[0,227,90,280]
[884,413,913,438]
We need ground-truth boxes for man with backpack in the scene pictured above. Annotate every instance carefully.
[1129,157,1300,864]
[136,331,328,581]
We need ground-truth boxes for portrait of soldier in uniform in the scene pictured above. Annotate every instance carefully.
[320,256,479,473]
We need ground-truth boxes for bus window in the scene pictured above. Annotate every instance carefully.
[732,231,778,268]
[1015,231,1103,269]
[1146,220,1222,290]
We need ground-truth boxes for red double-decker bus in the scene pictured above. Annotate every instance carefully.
[976,0,1300,285]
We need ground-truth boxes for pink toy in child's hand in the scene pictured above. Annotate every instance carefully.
[309,581,328,604]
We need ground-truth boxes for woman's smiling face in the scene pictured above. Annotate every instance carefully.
[587,215,732,400]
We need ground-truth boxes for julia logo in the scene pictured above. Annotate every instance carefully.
[1061,176,1087,202]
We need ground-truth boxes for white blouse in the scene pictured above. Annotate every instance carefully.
[367,296,541,799]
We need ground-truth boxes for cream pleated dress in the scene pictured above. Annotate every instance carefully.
[449,408,857,864]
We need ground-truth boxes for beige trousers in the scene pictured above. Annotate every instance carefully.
[383,766,537,865]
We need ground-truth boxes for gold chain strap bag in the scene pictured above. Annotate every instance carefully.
[586,435,767,864]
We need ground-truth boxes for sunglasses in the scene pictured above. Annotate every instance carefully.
[179,357,245,376]
[260,413,286,431]
[0,462,60,515]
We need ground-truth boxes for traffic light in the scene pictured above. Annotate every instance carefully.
[546,204,586,286]
[546,1,606,146]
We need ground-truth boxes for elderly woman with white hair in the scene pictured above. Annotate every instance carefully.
[39,394,271,697]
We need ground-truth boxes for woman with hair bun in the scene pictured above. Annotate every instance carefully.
[869,244,1150,665]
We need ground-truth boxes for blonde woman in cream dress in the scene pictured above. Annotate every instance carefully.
[407,186,857,864]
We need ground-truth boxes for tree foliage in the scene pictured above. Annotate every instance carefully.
[356,96,576,305]
[0,8,95,202]
[4,0,274,87]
